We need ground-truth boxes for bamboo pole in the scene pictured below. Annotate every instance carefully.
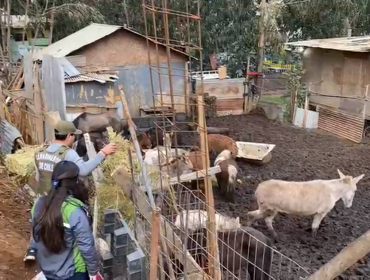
[308,229,370,280]
[197,94,221,280]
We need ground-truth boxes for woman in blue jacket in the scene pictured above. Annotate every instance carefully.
[31,161,99,280]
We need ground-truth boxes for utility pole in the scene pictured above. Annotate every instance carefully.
[257,0,266,96]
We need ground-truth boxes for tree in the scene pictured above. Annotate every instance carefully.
[277,0,370,41]
[10,0,105,43]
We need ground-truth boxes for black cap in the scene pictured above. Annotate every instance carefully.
[52,161,80,181]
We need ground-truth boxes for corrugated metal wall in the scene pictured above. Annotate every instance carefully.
[64,61,187,118]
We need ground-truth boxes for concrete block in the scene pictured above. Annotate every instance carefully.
[127,248,145,273]
[104,222,115,234]
[113,255,127,264]
[101,251,114,268]
[113,227,130,246]
[104,209,118,224]
[103,272,113,280]
[127,269,142,280]
[99,265,113,275]
[112,243,128,257]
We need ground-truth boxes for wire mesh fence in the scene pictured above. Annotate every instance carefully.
[130,179,310,280]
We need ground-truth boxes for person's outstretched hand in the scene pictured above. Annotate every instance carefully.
[89,273,103,280]
[101,143,117,156]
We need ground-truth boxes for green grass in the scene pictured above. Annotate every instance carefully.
[261,95,286,105]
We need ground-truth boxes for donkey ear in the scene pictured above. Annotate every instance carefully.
[353,174,365,185]
[337,169,345,179]
[235,217,240,223]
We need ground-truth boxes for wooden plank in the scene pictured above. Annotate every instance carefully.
[216,98,244,111]
[339,98,364,115]
[33,71,44,144]
[169,166,220,185]
[6,89,29,99]
[217,110,244,117]
[23,52,33,99]
[310,95,341,110]
[0,86,4,120]
[184,61,189,116]
[66,55,87,67]
[196,78,244,99]
[243,57,251,113]
[149,208,160,280]
[44,111,61,142]
[318,106,364,143]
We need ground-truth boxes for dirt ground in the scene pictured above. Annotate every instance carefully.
[207,111,370,279]
[0,172,37,280]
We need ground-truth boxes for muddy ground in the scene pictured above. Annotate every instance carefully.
[0,172,37,280]
[206,111,370,279]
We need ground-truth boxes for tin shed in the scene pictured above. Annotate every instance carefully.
[286,36,370,143]
[34,23,190,120]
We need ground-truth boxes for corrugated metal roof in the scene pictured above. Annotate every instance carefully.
[33,23,192,61]
[0,119,22,155]
[65,73,118,84]
[59,57,81,77]
[285,36,370,52]
[77,66,111,73]
[33,23,122,60]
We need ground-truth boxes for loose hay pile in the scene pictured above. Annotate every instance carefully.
[5,145,39,184]
[98,127,139,225]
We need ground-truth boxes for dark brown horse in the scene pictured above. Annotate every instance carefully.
[72,111,128,135]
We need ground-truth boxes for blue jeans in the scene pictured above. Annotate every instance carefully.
[46,272,89,280]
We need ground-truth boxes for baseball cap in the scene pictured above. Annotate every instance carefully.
[55,121,82,135]
[52,161,80,181]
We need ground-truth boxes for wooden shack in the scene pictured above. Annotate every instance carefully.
[286,36,370,143]
[33,23,190,120]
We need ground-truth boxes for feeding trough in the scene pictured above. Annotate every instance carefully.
[235,141,276,166]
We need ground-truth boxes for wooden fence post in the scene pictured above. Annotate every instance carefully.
[149,208,160,280]
[308,229,370,280]
[83,133,104,238]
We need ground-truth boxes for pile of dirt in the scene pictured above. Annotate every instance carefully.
[0,172,36,279]
[207,112,370,279]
